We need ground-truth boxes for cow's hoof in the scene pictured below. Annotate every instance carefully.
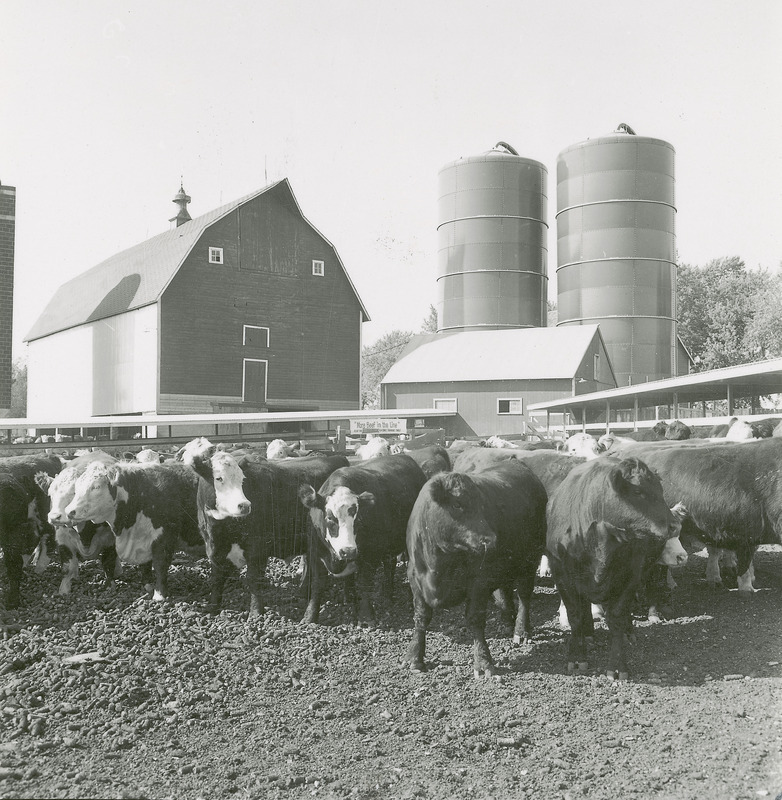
[473,666,498,680]
[409,661,427,674]
[513,632,532,645]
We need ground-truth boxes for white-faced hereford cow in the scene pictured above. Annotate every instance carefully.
[546,456,686,680]
[0,454,63,608]
[619,437,782,593]
[182,438,350,616]
[64,461,202,601]
[34,450,119,595]
[406,459,548,678]
[298,454,427,625]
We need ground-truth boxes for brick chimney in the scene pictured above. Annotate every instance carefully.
[0,181,15,414]
[169,182,192,229]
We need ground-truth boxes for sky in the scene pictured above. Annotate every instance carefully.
[2,0,780,358]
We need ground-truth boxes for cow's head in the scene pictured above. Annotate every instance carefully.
[425,472,496,554]
[299,484,367,575]
[65,462,124,526]
[178,438,251,519]
[566,433,601,460]
[725,420,755,441]
[609,457,681,543]
[44,467,81,526]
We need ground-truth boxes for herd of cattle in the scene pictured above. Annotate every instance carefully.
[1,413,781,681]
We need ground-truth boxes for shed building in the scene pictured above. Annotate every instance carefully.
[25,180,369,419]
[381,326,616,437]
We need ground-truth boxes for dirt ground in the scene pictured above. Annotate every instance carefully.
[1,544,781,800]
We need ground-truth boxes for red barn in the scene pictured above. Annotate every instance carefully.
[25,180,368,418]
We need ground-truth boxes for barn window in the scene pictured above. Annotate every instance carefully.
[593,353,600,379]
[312,259,325,276]
[209,247,224,264]
[433,398,457,412]
[498,398,523,415]
[243,325,270,347]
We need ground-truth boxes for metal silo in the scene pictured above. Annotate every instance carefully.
[437,143,548,333]
[556,124,677,385]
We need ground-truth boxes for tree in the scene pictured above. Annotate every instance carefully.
[677,257,782,370]
[9,358,27,417]
[360,307,441,409]
[420,305,438,334]
[361,329,413,409]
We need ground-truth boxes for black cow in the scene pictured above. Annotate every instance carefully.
[750,417,782,438]
[65,461,202,602]
[393,445,451,478]
[546,456,686,679]
[406,459,548,678]
[622,421,669,442]
[618,437,782,593]
[0,454,63,608]
[184,441,349,616]
[664,420,692,440]
[299,454,427,625]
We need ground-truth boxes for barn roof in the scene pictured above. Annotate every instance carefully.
[382,326,609,384]
[25,179,369,342]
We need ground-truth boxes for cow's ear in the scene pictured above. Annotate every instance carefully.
[34,471,53,492]
[610,459,644,493]
[357,491,376,509]
[298,484,324,510]
[106,465,122,486]
[191,455,214,482]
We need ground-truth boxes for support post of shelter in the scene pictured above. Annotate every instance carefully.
[605,401,610,434]
[727,384,734,416]
[633,397,639,431]
[673,392,679,419]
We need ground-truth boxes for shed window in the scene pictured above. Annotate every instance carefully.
[209,247,224,264]
[312,259,325,276]
[433,398,457,412]
[593,353,600,379]
[498,398,523,415]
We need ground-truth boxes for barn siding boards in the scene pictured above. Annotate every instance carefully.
[27,306,158,418]
[160,187,361,410]
[383,379,573,437]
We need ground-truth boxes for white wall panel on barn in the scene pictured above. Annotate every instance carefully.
[92,305,158,415]
[27,306,158,418]
[27,326,94,418]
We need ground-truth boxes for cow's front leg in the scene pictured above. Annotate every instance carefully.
[2,545,24,609]
[301,553,325,624]
[605,601,633,680]
[513,568,537,645]
[245,549,266,618]
[355,558,376,626]
[56,544,79,595]
[407,584,433,673]
[466,586,495,678]
[150,537,174,602]
[100,546,120,588]
[559,586,589,674]
[492,585,517,632]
